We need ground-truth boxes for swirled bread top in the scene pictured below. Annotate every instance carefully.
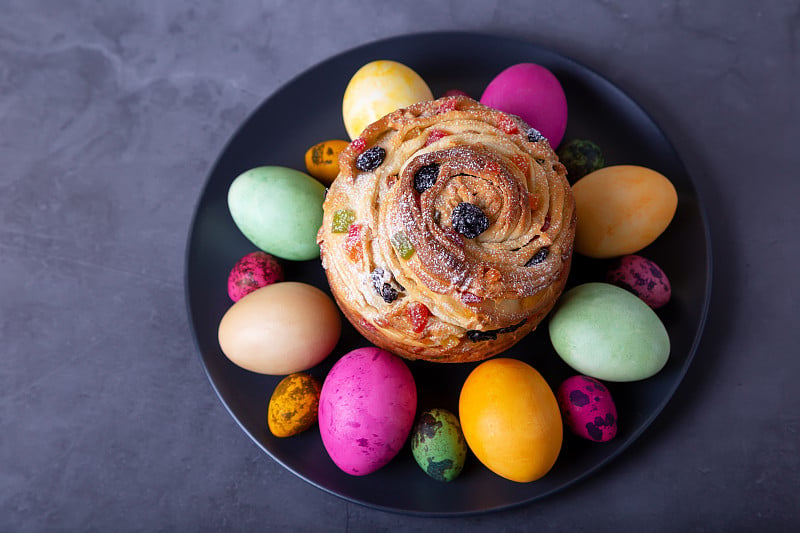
[318,96,575,362]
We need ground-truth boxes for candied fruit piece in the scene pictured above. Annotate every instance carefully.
[436,98,458,114]
[406,302,431,333]
[332,209,355,233]
[414,163,440,193]
[511,154,529,175]
[344,224,363,262]
[390,231,415,259]
[351,137,367,153]
[461,291,482,304]
[452,202,489,239]
[355,146,386,171]
[424,129,449,146]
[497,114,519,134]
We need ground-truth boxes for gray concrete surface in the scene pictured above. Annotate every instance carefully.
[2,1,798,531]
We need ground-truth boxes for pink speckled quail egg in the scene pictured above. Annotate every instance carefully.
[557,375,618,442]
[606,254,672,309]
[227,251,284,302]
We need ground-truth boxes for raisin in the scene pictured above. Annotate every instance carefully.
[414,163,440,193]
[370,268,399,303]
[467,320,526,342]
[451,202,489,239]
[379,284,398,303]
[526,247,549,266]
[355,146,386,171]
[467,329,497,342]
[527,127,545,142]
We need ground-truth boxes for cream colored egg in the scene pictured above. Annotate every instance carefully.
[342,60,433,140]
[572,165,678,258]
[218,282,341,375]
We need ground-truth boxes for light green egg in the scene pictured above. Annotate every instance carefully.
[228,166,325,261]
[411,408,467,482]
[548,282,670,382]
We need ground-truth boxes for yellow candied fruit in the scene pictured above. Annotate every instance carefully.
[390,231,415,259]
[332,209,355,233]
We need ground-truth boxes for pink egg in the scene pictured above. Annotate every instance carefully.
[227,251,284,302]
[318,347,417,476]
[442,88,471,98]
[480,63,568,148]
[606,254,671,309]
[557,376,617,442]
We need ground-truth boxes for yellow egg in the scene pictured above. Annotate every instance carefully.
[572,165,678,258]
[459,359,563,483]
[304,139,349,186]
[268,373,322,438]
[342,60,433,140]
[217,282,341,375]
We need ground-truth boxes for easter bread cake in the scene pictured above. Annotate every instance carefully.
[317,96,576,363]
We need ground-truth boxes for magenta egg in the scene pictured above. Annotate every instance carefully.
[227,251,284,302]
[557,376,618,442]
[480,63,568,148]
[442,88,471,98]
[318,347,417,476]
[606,254,671,309]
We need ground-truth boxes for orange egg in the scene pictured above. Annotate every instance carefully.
[304,139,349,186]
[458,358,562,482]
[268,373,322,438]
[572,165,678,258]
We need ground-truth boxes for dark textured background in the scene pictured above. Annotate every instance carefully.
[2,1,798,531]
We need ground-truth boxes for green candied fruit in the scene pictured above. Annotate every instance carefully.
[332,209,356,233]
[390,231,415,259]
[556,139,605,183]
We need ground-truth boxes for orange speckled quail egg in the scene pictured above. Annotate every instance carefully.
[304,139,350,186]
[268,373,322,438]
[342,60,433,140]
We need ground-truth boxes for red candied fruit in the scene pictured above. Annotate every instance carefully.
[436,98,459,114]
[511,154,529,175]
[351,137,367,154]
[406,302,431,333]
[424,129,450,146]
[496,115,519,135]
[344,224,363,262]
[461,291,482,304]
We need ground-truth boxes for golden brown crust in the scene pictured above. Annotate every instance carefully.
[317,96,576,362]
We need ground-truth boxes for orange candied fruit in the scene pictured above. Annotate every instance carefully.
[344,224,363,262]
[406,302,431,333]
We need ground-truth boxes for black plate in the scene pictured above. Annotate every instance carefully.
[185,32,711,516]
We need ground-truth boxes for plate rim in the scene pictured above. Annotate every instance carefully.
[184,30,713,516]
